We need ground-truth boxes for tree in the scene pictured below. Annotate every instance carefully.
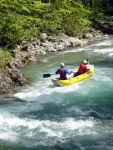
[41,0,51,3]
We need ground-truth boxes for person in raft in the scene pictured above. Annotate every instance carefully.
[55,63,72,80]
[74,60,89,77]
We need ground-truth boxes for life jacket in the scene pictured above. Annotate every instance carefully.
[60,68,66,77]
[77,63,87,75]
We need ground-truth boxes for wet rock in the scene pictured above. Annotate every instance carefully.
[0,66,29,95]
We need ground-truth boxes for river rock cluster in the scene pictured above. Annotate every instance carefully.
[18,29,104,57]
[0,28,109,95]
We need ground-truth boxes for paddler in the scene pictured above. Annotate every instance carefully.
[74,60,89,77]
[55,63,72,80]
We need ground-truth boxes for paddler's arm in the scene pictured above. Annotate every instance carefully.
[64,68,72,75]
[55,68,60,74]
[86,70,92,74]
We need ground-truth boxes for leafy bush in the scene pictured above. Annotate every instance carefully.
[0,0,105,49]
[0,48,12,68]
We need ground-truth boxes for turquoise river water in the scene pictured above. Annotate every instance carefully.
[0,36,113,150]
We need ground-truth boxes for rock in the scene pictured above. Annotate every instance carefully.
[40,33,47,40]
[68,37,83,47]
[21,45,28,51]
[55,43,65,51]
[83,33,94,39]
[0,65,29,95]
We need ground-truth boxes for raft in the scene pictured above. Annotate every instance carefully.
[51,65,94,87]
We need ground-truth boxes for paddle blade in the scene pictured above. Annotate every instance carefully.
[43,74,51,78]
[87,59,89,64]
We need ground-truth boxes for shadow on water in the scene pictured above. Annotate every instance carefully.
[0,95,27,105]
[32,137,113,150]
[1,135,113,150]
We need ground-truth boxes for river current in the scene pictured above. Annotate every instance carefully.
[0,36,113,150]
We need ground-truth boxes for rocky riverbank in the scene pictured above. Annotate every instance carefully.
[0,28,109,95]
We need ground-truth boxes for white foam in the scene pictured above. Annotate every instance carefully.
[92,40,112,46]
[0,112,96,139]
[102,76,113,82]
[41,58,49,62]
[0,132,18,142]
[14,78,81,102]
[35,118,96,138]
[94,48,113,54]
[109,53,113,57]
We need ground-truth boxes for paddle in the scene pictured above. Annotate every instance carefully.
[86,59,89,64]
[86,59,96,81]
[43,73,55,78]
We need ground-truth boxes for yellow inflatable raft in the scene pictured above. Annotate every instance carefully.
[51,65,94,87]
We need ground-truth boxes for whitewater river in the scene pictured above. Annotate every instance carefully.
[0,36,113,150]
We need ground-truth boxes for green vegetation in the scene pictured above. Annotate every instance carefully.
[0,0,111,67]
[0,48,12,68]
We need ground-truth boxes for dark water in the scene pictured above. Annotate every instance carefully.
[0,36,113,150]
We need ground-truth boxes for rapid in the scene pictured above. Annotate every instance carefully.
[0,36,113,150]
